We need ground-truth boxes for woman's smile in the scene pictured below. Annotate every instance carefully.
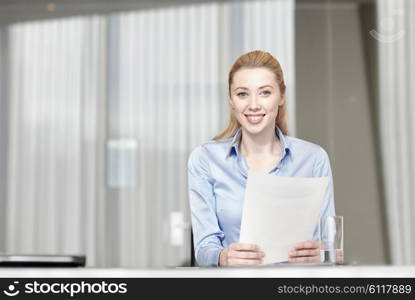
[244,113,266,124]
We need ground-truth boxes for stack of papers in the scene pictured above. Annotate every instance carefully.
[239,170,329,264]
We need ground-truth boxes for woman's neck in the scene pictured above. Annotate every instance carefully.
[239,125,281,157]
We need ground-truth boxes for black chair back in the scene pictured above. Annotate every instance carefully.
[190,229,196,266]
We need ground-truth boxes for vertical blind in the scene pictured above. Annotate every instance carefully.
[3,0,294,267]
[6,16,107,266]
[377,0,415,264]
[0,27,8,251]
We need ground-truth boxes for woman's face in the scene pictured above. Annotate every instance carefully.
[230,67,284,136]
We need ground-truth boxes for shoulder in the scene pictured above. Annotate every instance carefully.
[285,136,329,163]
[188,138,232,168]
[285,136,331,177]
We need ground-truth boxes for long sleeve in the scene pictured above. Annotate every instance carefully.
[188,145,225,267]
[312,147,336,241]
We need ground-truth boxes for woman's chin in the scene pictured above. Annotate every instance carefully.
[241,122,267,135]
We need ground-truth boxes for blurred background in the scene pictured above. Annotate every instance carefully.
[0,0,414,268]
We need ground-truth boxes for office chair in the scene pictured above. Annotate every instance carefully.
[190,228,196,266]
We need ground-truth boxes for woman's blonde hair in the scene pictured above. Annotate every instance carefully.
[213,50,288,140]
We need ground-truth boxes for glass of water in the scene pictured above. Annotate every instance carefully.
[319,216,344,264]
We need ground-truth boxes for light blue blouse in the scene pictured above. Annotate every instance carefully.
[187,126,336,267]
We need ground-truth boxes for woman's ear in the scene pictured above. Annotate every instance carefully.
[279,94,286,106]
[229,98,235,110]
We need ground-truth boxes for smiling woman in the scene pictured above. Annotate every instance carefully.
[187,50,336,267]
[216,50,288,139]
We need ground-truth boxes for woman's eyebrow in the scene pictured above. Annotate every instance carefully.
[233,87,248,92]
[233,85,274,92]
[258,85,274,89]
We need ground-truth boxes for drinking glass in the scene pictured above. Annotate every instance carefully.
[319,216,344,264]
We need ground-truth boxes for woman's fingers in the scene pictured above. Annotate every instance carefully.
[228,258,263,266]
[293,240,321,250]
[222,243,265,266]
[229,243,260,252]
[288,256,320,263]
[229,249,265,259]
[289,248,320,258]
[288,240,321,263]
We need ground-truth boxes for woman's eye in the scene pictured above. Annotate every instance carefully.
[237,92,248,97]
[261,90,271,96]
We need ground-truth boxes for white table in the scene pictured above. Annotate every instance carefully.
[0,266,414,278]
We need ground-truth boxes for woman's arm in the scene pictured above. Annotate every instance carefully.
[188,146,265,267]
[313,146,336,222]
[188,146,225,266]
[288,147,336,263]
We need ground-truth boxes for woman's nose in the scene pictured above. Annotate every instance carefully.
[248,95,261,110]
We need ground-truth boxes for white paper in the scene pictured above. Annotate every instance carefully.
[239,170,329,264]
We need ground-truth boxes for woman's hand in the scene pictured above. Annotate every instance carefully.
[288,240,321,263]
[219,243,265,266]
